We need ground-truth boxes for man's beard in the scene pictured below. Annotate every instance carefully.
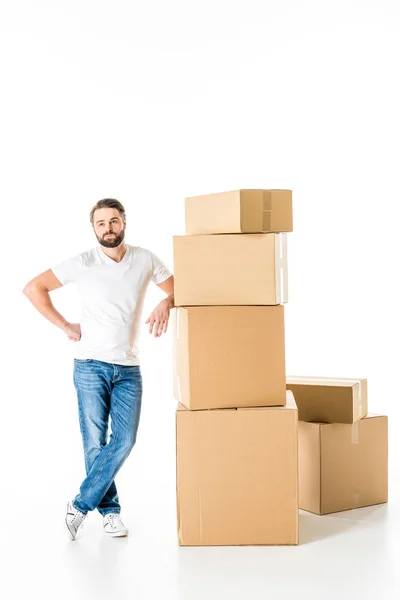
[97,228,125,248]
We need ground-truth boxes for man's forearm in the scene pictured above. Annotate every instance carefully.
[23,285,69,330]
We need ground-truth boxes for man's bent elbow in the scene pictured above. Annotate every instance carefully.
[23,282,44,297]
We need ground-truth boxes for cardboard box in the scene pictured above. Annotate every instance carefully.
[299,414,388,515]
[173,233,288,306]
[286,376,368,423]
[172,305,286,410]
[185,189,293,234]
[176,391,299,546]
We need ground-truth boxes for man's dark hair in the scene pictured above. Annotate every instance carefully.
[90,198,126,225]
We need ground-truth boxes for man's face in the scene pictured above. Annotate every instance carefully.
[93,208,126,248]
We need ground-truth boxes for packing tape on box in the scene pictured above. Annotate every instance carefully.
[177,374,181,403]
[263,193,272,212]
[281,234,288,303]
[355,382,363,419]
[175,310,182,403]
[176,309,180,340]
[262,209,272,230]
[275,234,288,304]
[351,422,359,444]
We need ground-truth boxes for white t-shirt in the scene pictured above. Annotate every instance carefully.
[51,244,172,365]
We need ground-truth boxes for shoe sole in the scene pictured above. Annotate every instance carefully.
[65,518,76,540]
[65,502,76,540]
[104,530,129,537]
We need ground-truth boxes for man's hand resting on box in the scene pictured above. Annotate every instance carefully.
[145,295,174,337]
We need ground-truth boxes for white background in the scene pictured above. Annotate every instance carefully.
[2,1,399,598]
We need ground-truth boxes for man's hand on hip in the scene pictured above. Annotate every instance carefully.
[63,322,81,341]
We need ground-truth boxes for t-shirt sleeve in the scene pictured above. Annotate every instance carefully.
[51,253,82,285]
[150,251,173,284]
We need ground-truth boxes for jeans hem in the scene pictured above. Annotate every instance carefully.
[72,501,88,516]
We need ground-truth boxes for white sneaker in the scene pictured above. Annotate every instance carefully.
[103,513,129,537]
[65,500,87,540]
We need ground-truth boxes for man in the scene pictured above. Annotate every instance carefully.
[22,198,174,540]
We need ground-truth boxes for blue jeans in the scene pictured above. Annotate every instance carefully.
[71,359,142,516]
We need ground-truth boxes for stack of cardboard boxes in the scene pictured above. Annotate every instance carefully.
[172,190,298,546]
[286,377,388,515]
[171,190,389,546]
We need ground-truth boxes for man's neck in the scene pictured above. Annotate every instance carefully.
[99,242,128,263]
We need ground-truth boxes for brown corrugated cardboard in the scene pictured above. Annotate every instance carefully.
[172,305,286,410]
[173,233,288,306]
[299,414,388,515]
[185,189,293,234]
[176,391,299,546]
[286,376,368,423]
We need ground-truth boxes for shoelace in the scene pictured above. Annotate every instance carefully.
[72,509,87,529]
[105,513,122,529]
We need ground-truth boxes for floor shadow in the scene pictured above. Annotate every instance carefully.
[299,503,389,544]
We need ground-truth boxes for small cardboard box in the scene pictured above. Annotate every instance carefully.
[299,414,388,515]
[176,391,299,546]
[286,376,368,423]
[173,233,287,306]
[173,305,286,410]
[185,189,293,234]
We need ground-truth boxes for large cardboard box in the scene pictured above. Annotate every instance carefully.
[299,414,388,515]
[185,189,293,234]
[176,391,299,546]
[286,376,368,423]
[173,233,288,306]
[172,305,286,410]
